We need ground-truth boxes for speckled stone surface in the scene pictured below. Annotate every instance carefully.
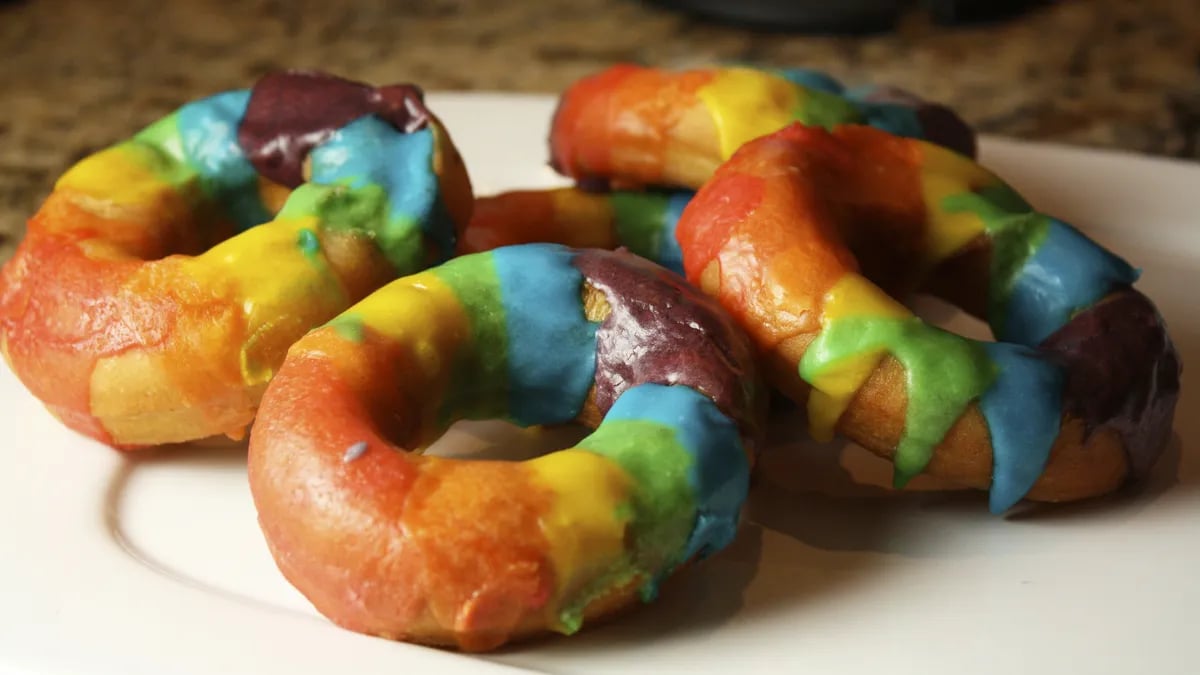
[1,0,1198,261]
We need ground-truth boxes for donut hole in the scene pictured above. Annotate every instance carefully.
[418,280,613,464]
[906,293,993,342]
[423,419,592,463]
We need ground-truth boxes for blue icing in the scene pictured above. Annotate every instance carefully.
[602,383,749,563]
[978,343,1066,513]
[773,68,846,94]
[493,244,598,425]
[840,85,926,139]
[304,116,452,260]
[174,89,273,230]
[763,69,935,142]
[656,191,691,276]
[1000,218,1139,345]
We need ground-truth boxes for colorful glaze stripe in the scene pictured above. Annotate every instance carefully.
[6,71,465,446]
[548,64,976,190]
[313,244,751,632]
[667,124,1152,512]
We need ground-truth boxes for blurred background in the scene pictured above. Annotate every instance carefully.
[1,0,1198,260]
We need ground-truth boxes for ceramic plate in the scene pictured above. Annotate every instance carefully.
[1,94,1196,675]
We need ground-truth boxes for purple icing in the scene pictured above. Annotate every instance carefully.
[237,70,430,187]
[860,85,978,159]
[572,249,764,433]
[1040,290,1182,477]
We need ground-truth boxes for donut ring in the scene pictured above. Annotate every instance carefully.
[0,70,472,448]
[674,124,1180,511]
[248,244,765,651]
[468,66,974,268]
[549,63,976,191]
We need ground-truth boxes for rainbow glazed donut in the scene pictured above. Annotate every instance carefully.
[674,123,1180,511]
[548,63,975,190]
[248,244,765,651]
[0,70,471,448]
[466,66,974,265]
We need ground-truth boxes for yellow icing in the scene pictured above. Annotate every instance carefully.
[806,275,911,441]
[696,68,801,160]
[552,188,613,228]
[187,216,346,386]
[57,144,177,207]
[919,146,998,263]
[526,449,632,626]
[350,272,472,445]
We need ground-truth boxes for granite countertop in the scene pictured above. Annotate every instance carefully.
[1,0,1198,262]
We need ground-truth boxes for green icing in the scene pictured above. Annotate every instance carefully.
[609,192,670,260]
[941,183,1049,337]
[280,182,424,274]
[327,313,365,342]
[575,420,695,601]
[800,316,998,486]
[430,255,511,424]
[133,114,187,167]
[793,87,864,130]
[123,116,200,191]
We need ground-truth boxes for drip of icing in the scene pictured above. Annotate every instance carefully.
[801,313,996,486]
[576,383,749,602]
[573,249,758,427]
[977,343,1065,512]
[278,117,447,271]
[492,245,598,426]
[803,275,910,442]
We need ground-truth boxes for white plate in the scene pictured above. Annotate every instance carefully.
[1,93,1196,675]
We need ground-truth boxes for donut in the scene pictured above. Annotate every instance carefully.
[671,123,1180,511]
[0,70,472,448]
[464,66,974,269]
[548,63,976,191]
[248,244,765,650]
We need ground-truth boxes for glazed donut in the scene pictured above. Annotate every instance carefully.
[671,124,1180,511]
[248,244,765,650]
[0,70,472,448]
[549,63,975,190]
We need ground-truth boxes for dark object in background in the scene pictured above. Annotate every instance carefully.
[648,0,1046,33]
[927,0,1052,25]
[650,0,904,33]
